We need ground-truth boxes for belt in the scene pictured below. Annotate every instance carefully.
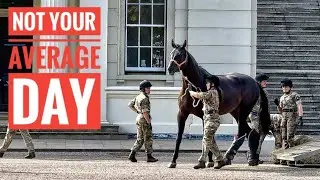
[206,110,218,114]
[282,109,296,112]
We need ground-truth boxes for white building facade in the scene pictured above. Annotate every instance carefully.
[0,0,257,137]
[105,0,258,136]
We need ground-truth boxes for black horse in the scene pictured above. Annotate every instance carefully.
[167,39,270,168]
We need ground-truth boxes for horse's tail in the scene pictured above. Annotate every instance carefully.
[258,84,271,134]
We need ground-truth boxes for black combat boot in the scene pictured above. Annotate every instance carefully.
[193,160,206,169]
[147,154,158,162]
[214,160,226,169]
[224,134,247,165]
[258,160,264,164]
[287,161,295,167]
[128,151,137,162]
[247,130,260,166]
[273,159,280,164]
[25,152,36,159]
[280,160,287,165]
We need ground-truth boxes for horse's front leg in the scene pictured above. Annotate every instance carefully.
[167,111,188,168]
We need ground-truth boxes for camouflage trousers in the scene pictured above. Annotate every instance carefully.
[198,115,223,162]
[131,115,153,154]
[0,128,35,153]
[248,111,261,134]
[249,113,282,156]
[281,112,298,149]
[270,114,282,150]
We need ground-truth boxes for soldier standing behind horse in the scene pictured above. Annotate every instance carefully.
[189,75,225,169]
[274,78,303,165]
[247,74,271,164]
[127,80,158,163]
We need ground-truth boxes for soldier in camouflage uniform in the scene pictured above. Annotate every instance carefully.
[274,78,303,165]
[189,75,225,169]
[0,128,35,159]
[127,80,158,163]
[269,113,283,164]
[248,74,270,164]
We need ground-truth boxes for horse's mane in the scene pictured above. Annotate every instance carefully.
[177,51,222,107]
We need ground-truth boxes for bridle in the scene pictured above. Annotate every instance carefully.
[170,50,188,71]
[170,49,202,107]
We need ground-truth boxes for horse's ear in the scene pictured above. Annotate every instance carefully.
[171,39,177,48]
[182,40,187,49]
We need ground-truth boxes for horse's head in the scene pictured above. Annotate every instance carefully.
[167,39,188,75]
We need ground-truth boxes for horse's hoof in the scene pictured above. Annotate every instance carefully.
[206,162,215,168]
[167,162,177,168]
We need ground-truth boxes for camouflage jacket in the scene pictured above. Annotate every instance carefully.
[251,88,270,116]
[199,89,219,116]
[128,92,151,115]
[279,91,301,110]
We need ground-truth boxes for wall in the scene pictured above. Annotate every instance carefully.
[187,0,257,76]
[105,0,257,135]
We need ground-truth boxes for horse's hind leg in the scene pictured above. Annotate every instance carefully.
[223,107,251,165]
[167,111,188,168]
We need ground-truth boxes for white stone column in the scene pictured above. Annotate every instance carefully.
[80,0,108,124]
[173,0,188,87]
[251,0,258,77]
[39,0,68,73]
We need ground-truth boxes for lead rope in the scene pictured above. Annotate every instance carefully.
[179,71,202,107]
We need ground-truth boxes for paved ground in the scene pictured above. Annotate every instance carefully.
[0,152,319,180]
[0,138,249,152]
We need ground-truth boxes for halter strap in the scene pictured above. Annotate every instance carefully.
[170,53,188,71]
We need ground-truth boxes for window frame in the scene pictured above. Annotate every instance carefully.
[124,0,167,73]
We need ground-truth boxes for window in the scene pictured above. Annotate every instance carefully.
[125,0,166,72]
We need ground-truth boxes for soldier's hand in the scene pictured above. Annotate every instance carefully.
[298,116,303,126]
[274,98,279,106]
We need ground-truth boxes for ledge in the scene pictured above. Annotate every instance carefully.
[105,86,182,97]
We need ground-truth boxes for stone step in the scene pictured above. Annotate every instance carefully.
[258,54,320,60]
[268,93,320,98]
[257,61,320,66]
[258,16,320,22]
[296,129,320,135]
[258,21,320,27]
[257,7,320,12]
[257,69,320,74]
[258,30,320,36]
[257,64,320,70]
[269,105,318,112]
[257,50,320,56]
[258,0,319,4]
[259,40,320,46]
[257,46,320,51]
[266,76,320,83]
[297,125,320,130]
[258,11,320,17]
[296,120,320,124]
[258,25,320,31]
[258,35,320,41]
[258,5,319,11]
[266,82,320,88]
